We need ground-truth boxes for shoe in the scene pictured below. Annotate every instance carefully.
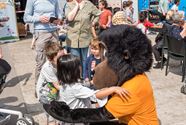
[153,62,161,69]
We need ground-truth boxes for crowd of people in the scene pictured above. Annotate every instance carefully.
[23,0,186,124]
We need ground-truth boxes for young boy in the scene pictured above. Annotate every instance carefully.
[36,41,65,125]
[36,41,65,98]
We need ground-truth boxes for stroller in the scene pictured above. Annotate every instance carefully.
[0,58,34,125]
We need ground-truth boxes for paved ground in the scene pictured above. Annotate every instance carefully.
[0,35,186,125]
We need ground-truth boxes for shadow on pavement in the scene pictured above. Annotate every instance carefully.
[6,73,32,87]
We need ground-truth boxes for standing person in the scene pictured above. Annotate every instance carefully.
[171,0,180,13]
[84,39,104,81]
[65,0,100,78]
[24,0,62,87]
[158,0,170,21]
[126,0,134,24]
[37,41,65,125]
[98,0,112,34]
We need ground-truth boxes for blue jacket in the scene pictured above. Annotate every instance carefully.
[84,54,101,80]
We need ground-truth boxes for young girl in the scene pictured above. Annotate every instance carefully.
[98,0,112,34]
[84,39,104,81]
[126,0,134,24]
[57,54,129,109]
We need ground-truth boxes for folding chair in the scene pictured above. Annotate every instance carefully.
[165,35,186,82]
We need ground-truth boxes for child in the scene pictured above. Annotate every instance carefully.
[57,54,130,109]
[136,12,147,34]
[84,39,104,81]
[37,41,65,125]
[37,41,65,99]
[171,0,180,13]
[126,0,134,24]
[98,0,112,34]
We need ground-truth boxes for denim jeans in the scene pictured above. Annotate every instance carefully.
[70,47,88,78]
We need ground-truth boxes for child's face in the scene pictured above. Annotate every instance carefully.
[99,3,104,10]
[91,47,100,57]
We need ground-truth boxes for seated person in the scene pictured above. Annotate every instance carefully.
[136,12,147,34]
[153,12,184,68]
[57,54,130,109]
[167,12,184,40]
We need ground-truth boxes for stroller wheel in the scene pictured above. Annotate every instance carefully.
[24,114,34,125]
[181,85,186,95]
[16,118,30,125]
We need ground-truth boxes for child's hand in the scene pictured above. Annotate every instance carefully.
[85,78,89,82]
[112,86,131,102]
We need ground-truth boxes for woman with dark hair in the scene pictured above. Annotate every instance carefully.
[57,54,129,110]
[98,0,112,34]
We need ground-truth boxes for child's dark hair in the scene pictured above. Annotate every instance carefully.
[44,41,60,61]
[57,54,81,84]
[174,0,180,4]
[139,12,147,23]
[99,0,108,8]
[113,7,120,14]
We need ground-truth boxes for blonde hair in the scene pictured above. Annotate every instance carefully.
[90,38,101,50]
[90,38,105,61]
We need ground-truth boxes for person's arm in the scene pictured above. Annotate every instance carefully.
[0,47,2,59]
[95,86,130,101]
[91,3,101,26]
[106,11,112,28]
[24,0,40,23]
[159,0,165,15]
[67,1,79,21]
[91,26,97,38]
[180,23,186,38]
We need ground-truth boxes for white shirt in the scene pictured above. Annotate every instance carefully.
[171,4,178,12]
[58,83,107,109]
[36,60,58,99]
[137,23,146,34]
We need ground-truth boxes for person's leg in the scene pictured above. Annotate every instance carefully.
[70,48,80,57]
[80,47,88,79]
[152,44,161,62]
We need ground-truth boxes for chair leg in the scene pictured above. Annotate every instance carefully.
[165,55,169,76]
[161,48,164,70]
[182,60,185,82]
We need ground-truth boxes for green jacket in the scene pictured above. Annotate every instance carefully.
[65,0,100,48]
